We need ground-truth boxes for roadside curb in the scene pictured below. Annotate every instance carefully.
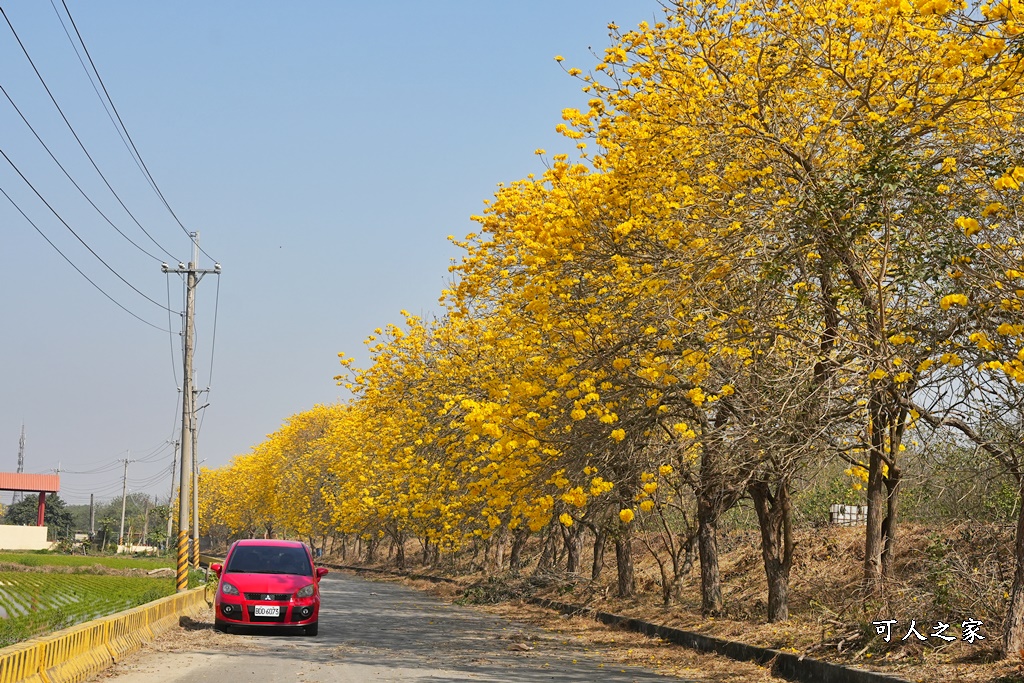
[0,587,209,683]
[336,564,910,683]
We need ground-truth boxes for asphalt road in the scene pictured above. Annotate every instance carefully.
[93,572,689,682]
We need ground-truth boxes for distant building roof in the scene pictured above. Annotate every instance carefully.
[0,473,60,493]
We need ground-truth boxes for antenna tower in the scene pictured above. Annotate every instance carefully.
[14,424,25,504]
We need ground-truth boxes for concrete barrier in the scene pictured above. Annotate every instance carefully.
[0,587,208,683]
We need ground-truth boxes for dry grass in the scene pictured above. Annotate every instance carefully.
[479,600,778,682]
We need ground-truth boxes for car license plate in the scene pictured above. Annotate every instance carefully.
[254,605,280,617]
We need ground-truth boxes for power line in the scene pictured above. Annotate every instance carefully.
[207,274,221,388]
[55,0,218,264]
[0,182,170,332]
[61,483,122,494]
[58,440,170,474]
[61,461,122,475]
[166,274,181,386]
[0,81,166,262]
[47,0,151,196]
[0,145,176,314]
[128,463,174,487]
[135,442,175,464]
[0,6,179,262]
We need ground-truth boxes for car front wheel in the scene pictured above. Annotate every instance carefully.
[305,622,318,636]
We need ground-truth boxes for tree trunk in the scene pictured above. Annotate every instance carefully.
[864,443,885,592]
[562,522,583,574]
[1004,486,1024,657]
[697,495,723,615]
[509,528,529,573]
[656,555,673,607]
[366,537,378,563]
[535,527,555,573]
[394,533,405,570]
[592,528,607,581]
[864,397,904,594]
[672,533,699,604]
[614,531,636,598]
[494,541,505,572]
[881,465,902,579]
[750,479,794,622]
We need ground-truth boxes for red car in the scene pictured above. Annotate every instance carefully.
[210,539,328,636]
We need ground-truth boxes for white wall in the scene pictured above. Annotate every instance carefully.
[0,525,49,550]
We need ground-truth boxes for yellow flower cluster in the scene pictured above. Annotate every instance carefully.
[198,0,1024,565]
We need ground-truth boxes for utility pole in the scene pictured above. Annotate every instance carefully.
[191,410,200,568]
[117,454,131,551]
[191,401,208,568]
[166,440,178,553]
[89,493,95,537]
[141,495,150,548]
[162,234,220,592]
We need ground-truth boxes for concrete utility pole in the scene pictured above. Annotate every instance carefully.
[89,493,95,537]
[191,409,200,569]
[141,495,150,548]
[162,234,220,593]
[117,454,131,550]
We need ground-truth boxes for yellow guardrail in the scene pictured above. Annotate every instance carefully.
[0,586,208,683]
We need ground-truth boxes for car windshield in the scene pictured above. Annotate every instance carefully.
[225,545,312,576]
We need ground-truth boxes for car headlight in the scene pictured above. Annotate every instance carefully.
[296,584,314,598]
[221,582,240,596]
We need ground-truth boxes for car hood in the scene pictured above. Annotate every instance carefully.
[221,573,313,593]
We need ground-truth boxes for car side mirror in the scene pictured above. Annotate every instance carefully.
[210,563,222,574]
[316,567,329,578]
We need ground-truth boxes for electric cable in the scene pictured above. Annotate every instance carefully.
[59,481,123,496]
[0,182,170,332]
[128,464,174,487]
[166,275,180,386]
[47,0,151,197]
[207,274,220,388]
[135,443,175,464]
[61,461,123,475]
[56,0,218,264]
[0,145,176,314]
[0,80,166,262]
[0,6,179,262]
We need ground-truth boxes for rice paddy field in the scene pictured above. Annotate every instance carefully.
[0,551,173,571]
[0,552,177,647]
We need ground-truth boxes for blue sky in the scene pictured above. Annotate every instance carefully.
[0,1,660,506]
